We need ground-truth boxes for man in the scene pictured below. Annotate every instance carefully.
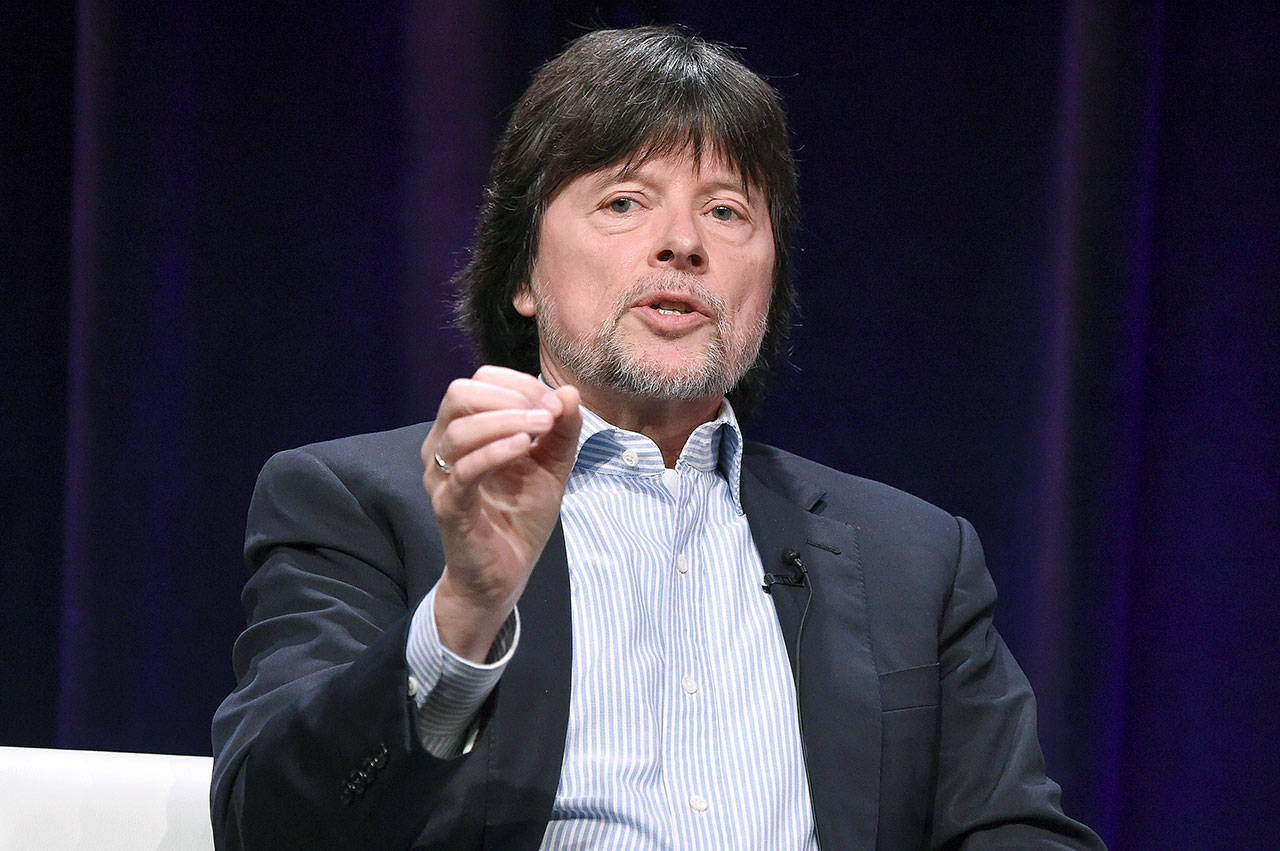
[211,26,1104,849]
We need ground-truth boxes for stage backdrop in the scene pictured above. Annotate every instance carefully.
[5,2,1277,848]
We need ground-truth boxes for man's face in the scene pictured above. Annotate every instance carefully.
[514,149,775,404]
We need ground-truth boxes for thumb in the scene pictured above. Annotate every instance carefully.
[532,384,582,474]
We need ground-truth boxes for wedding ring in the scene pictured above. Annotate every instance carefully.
[432,451,453,475]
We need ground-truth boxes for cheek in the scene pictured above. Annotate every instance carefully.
[745,288,773,335]
[737,255,776,326]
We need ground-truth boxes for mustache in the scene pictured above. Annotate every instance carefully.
[610,275,727,324]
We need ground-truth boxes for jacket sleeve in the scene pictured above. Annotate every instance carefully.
[931,516,1106,849]
[209,445,488,850]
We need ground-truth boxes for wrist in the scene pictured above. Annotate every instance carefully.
[433,573,518,663]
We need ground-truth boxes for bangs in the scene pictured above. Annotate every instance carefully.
[608,110,764,200]
[524,29,790,204]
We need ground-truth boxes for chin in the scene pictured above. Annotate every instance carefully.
[542,321,755,403]
[604,352,735,402]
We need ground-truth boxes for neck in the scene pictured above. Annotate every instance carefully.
[545,374,722,468]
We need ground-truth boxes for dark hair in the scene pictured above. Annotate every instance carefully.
[453,25,798,418]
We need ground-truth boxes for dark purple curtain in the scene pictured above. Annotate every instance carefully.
[5,1,1277,847]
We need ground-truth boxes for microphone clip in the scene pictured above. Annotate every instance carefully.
[762,548,808,593]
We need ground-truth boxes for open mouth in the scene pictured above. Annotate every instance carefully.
[626,287,716,325]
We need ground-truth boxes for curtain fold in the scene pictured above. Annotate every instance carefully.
[4,1,1275,846]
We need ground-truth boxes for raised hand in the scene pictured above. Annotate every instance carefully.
[420,366,581,661]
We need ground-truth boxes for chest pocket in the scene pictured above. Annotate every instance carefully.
[876,662,941,846]
[878,662,940,712]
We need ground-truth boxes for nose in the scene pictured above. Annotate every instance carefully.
[652,207,706,272]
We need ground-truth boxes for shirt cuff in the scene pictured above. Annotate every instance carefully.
[405,583,520,758]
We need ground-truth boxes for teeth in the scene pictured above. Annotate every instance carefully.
[654,304,691,315]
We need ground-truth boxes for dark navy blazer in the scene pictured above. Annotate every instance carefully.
[211,422,1103,849]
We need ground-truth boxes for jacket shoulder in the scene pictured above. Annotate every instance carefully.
[271,421,432,473]
[256,422,432,501]
[247,423,437,569]
[741,440,959,537]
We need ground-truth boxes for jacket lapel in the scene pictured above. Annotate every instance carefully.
[482,521,573,850]
[741,453,881,850]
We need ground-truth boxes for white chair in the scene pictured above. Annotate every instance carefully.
[0,747,214,850]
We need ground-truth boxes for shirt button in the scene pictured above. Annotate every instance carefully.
[681,675,697,695]
[675,554,689,574]
[689,794,709,813]
[621,448,639,467]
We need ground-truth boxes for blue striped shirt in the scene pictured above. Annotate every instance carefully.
[407,402,817,849]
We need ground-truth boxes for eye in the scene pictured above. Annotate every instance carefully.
[607,197,635,213]
[709,205,737,221]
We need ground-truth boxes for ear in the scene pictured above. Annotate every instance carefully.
[513,285,537,318]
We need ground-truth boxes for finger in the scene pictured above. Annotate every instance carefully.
[435,380,532,427]
[529,384,582,472]
[426,374,559,467]
[437,370,562,422]
[438,432,537,509]
[471,366,569,420]
[435,408,554,469]
[472,365,562,410]
[551,384,581,434]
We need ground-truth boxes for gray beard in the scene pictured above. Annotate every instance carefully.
[537,278,765,402]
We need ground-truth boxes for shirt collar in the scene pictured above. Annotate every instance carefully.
[568,394,746,511]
